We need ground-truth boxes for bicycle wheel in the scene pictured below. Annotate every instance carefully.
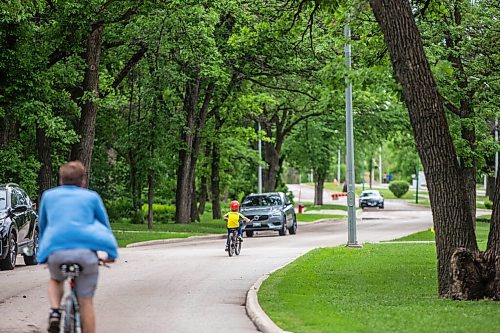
[63,296,76,333]
[228,233,235,257]
[235,235,241,255]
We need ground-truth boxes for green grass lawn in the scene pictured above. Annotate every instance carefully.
[302,203,348,211]
[297,214,346,222]
[111,213,226,246]
[259,223,497,333]
[113,230,203,247]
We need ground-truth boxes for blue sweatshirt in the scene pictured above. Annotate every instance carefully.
[37,185,118,264]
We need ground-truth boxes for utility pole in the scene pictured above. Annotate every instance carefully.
[258,122,262,193]
[415,161,419,204]
[345,13,360,248]
[337,148,341,187]
[379,145,382,184]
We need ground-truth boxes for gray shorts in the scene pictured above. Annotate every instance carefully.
[47,249,99,298]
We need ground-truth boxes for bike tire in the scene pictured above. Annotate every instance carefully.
[235,238,241,255]
[63,296,76,333]
[228,234,234,257]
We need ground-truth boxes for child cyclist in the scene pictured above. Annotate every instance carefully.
[224,200,250,251]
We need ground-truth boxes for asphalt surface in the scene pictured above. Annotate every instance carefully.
[0,187,433,333]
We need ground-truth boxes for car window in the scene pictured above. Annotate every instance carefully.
[0,190,6,210]
[11,189,27,207]
[18,188,31,205]
[242,195,282,207]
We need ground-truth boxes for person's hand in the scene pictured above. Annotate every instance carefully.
[97,251,115,267]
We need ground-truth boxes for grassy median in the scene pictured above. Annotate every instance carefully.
[258,222,498,333]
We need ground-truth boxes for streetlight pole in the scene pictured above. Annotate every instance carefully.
[258,122,262,194]
[337,148,341,187]
[379,145,382,184]
[345,13,360,247]
[415,161,419,204]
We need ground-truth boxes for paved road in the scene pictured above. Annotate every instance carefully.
[0,200,432,333]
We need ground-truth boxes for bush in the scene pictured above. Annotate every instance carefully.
[106,198,134,221]
[484,198,493,210]
[389,180,410,198]
[142,203,176,223]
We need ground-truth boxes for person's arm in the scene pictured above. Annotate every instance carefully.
[38,193,47,239]
[223,212,229,221]
[94,194,111,229]
[239,213,250,223]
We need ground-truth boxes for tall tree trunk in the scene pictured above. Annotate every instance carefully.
[190,172,200,222]
[36,126,52,203]
[175,76,215,223]
[486,174,500,299]
[147,173,154,230]
[487,175,496,201]
[211,141,222,220]
[175,75,199,224]
[370,0,477,297]
[314,171,325,206]
[71,23,104,177]
[198,174,207,215]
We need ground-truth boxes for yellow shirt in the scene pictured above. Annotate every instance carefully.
[224,211,246,228]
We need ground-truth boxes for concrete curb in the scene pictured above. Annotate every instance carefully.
[125,234,225,248]
[246,255,310,333]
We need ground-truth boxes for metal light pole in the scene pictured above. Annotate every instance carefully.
[379,145,382,184]
[258,122,262,193]
[415,161,419,204]
[337,148,341,186]
[345,13,360,247]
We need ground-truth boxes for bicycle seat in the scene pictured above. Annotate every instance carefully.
[59,263,82,277]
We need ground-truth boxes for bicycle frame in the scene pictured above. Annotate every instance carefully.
[227,228,241,257]
[60,264,82,333]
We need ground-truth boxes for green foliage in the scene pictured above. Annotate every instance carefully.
[389,180,410,198]
[484,198,493,210]
[141,203,176,223]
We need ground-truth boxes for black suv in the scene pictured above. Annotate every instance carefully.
[240,192,297,237]
[0,183,39,270]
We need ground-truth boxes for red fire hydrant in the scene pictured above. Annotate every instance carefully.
[298,204,304,214]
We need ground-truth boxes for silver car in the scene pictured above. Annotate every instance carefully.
[359,190,384,209]
[240,192,297,237]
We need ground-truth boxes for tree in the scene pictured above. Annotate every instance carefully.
[368,0,499,299]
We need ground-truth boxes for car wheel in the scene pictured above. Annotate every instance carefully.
[288,215,297,235]
[245,230,254,237]
[279,218,287,236]
[24,229,38,266]
[0,232,17,270]
[379,204,384,209]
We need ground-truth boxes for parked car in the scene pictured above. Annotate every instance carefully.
[359,190,384,209]
[240,192,297,237]
[0,183,39,270]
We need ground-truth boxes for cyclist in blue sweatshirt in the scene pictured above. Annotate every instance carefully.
[37,161,118,333]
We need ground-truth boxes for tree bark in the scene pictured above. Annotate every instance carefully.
[147,173,154,230]
[210,140,223,219]
[175,75,215,224]
[314,170,325,205]
[487,175,496,201]
[369,0,478,297]
[36,126,52,202]
[71,23,104,177]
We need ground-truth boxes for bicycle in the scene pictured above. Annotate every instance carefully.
[226,228,242,257]
[58,254,111,333]
[59,263,82,333]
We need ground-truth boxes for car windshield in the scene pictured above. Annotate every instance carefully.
[0,190,6,210]
[361,191,379,197]
[242,195,282,207]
